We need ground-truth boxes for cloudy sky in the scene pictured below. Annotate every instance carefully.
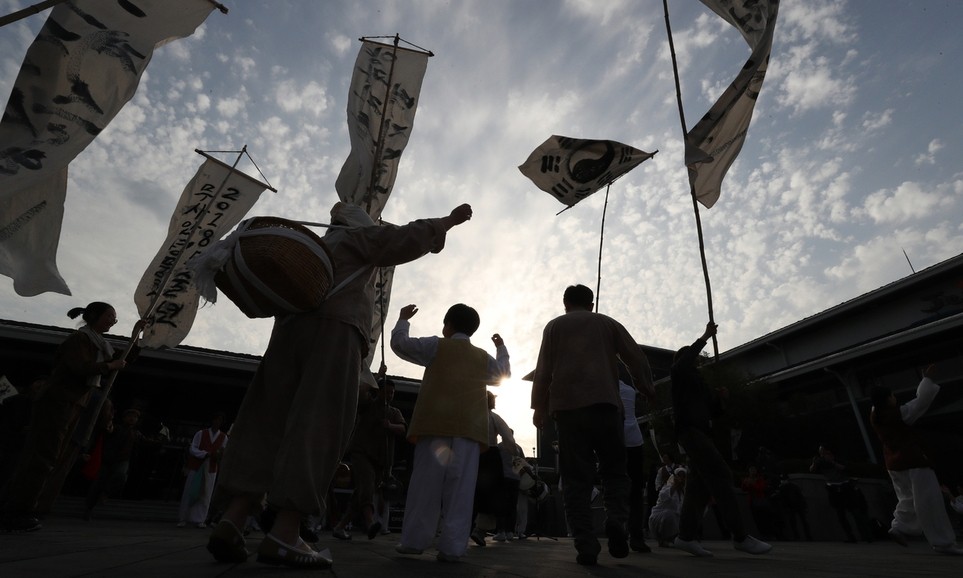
[2,0,962,454]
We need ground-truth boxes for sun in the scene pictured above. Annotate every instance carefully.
[488,377,537,458]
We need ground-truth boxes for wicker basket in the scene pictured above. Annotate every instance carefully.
[214,217,334,318]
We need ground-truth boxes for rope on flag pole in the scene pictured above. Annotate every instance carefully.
[663,0,719,360]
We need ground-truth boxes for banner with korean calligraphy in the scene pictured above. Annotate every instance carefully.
[335,40,430,221]
[0,0,215,295]
[519,135,656,207]
[134,157,266,349]
[685,0,779,209]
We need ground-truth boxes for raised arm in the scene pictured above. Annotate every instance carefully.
[389,304,440,367]
[486,333,511,382]
[900,364,941,425]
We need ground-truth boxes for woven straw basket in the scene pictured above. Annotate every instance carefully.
[214,217,334,318]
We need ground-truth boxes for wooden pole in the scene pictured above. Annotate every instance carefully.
[595,183,612,313]
[0,0,65,28]
[364,34,401,216]
[663,0,719,359]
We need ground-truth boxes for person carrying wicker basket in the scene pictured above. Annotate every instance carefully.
[206,202,473,569]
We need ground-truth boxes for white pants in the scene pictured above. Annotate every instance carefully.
[889,467,956,547]
[515,493,530,535]
[648,509,680,543]
[400,436,480,557]
[178,468,215,524]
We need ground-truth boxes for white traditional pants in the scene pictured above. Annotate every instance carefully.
[888,467,956,547]
[399,436,480,557]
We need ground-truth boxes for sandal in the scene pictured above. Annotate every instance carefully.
[257,534,333,569]
[206,520,249,563]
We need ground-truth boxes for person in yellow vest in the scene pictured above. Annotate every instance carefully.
[178,412,228,528]
[390,303,511,563]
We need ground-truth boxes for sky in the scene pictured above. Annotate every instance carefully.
[2,0,962,456]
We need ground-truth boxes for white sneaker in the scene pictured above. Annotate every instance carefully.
[734,535,772,555]
[933,543,963,555]
[673,537,713,557]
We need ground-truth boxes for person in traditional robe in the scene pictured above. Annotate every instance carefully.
[391,303,510,563]
[870,365,963,555]
[206,202,473,569]
[178,412,228,528]
[649,467,686,546]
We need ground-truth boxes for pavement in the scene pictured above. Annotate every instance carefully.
[1,514,961,578]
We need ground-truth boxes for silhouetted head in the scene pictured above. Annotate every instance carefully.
[443,303,480,336]
[563,284,593,312]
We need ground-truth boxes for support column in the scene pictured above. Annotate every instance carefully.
[824,367,877,464]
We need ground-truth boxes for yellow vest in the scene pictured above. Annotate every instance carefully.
[407,339,492,448]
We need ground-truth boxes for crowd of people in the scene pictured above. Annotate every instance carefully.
[1,202,962,571]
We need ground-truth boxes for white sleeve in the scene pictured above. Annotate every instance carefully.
[899,377,940,425]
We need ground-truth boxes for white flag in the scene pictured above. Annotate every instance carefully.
[363,264,395,369]
[0,169,69,296]
[336,41,430,221]
[686,0,779,209]
[134,157,266,349]
[0,0,215,294]
[519,136,656,207]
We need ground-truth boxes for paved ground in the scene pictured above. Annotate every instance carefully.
[1,515,960,577]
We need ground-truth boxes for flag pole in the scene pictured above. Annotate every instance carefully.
[363,33,401,216]
[0,0,65,28]
[595,182,612,313]
[663,0,719,359]
[358,33,401,369]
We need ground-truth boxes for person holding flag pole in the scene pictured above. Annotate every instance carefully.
[0,302,144,533]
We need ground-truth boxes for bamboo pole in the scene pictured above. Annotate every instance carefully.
[663,0,719,359]
[0,0,65,28]
[364,34,401,216]
[595,183,611,313]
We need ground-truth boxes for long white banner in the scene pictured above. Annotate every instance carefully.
[134,157,266,349]
[0,168,68,296]
[685,0,779,209]
[335,41,430,221]
[0,0,214,295]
